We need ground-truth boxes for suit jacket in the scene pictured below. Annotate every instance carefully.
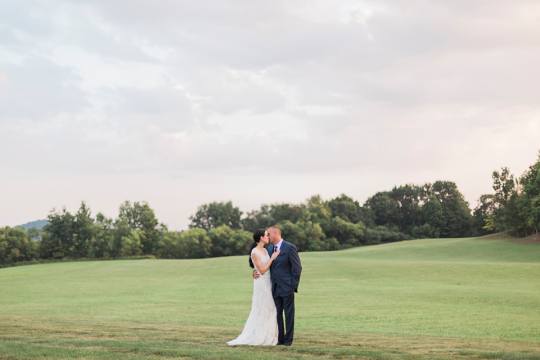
[268,240,302,294]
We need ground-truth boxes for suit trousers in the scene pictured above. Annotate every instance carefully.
[273,286,295,345]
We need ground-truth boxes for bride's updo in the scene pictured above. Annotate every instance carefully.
[249,229,266,269]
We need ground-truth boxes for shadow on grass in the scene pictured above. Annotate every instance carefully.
[459,351,540,360]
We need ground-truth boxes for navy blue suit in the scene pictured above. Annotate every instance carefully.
[267,240,302,345]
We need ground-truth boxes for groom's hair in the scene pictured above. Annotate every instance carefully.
[269,225,281,235]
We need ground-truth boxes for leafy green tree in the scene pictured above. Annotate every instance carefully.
[243,201,312,233]
[505,187,522,236]
[207,226,252,257]
[208,225,237,257]
[389,184,423,233]
[112,217,133,257]
[492,167,515,235]
[369,226,407,243]
[242,205,273,232]
[120,230,144,257]
[473,194,498,236]
[305,195,333,235]
[26,227,43,241]
[88,213,114,258]
[410,223,440,239]
[179,228,212,258]
[364,192,399,229]
[189,201,243,231]
[417,195,444,237]
[294,210,329,251]
[41,207,75,259]
[269,203,306,224]
[161,231,181,259]
[119,201,163,256]
[276,210,337,252]
[518,154,540,236]
[423,181,472,238]
[71,201,95,258]
[327,194,362,223]
[0,227,38,265]
[331,216,368,248]
[229,230,253,255]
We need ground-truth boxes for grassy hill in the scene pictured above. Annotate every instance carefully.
[1,237,540,359]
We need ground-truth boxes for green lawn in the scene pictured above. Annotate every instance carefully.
[1,237,540,359]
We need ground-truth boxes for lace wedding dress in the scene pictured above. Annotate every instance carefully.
[227,247,278,346]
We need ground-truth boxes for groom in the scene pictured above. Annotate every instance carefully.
[254,225,302,346]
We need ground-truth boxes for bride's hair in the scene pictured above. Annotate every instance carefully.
[249,229,266,269]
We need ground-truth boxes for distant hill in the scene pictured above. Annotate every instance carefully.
[16,219,48,230]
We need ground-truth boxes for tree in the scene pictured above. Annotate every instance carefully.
[369,226,407,243]
[229,230,253,256]
[71,201,95,258]
[276,210,336,252]
[518,154,540,236]
[423,181,472,238]
[327,194,362,223]
[41,207,75,259]
[243,202,307,233]
[242,205,273,232]
[161,231,181,259]
[208,225,237,257]
[119,201,162,256]
[410,223,440,239]
[269,203,305,224]
[293,210,330,251]
[331,216,368,248]
[389,184,423,233]
[418,195,444,237]
[112,217,133,257]
[0,227,38,265]
[88,213,114,258]
[473,194,498,236]
[364,192,399,229]
[26,227,43,242]
[178,228,212,258]
[492,167,515,235]
[305,195,333,235]
[189,201,242,231]
[119,230,144,257]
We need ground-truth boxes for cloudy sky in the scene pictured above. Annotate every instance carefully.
[1,0,539,230]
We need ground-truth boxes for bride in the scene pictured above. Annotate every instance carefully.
[227,229,280,346]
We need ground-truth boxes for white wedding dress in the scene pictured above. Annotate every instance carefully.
[227,247,279,346]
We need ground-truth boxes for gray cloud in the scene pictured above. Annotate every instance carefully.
[0,58,87,119]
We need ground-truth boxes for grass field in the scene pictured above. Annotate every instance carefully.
[1,237,540,359]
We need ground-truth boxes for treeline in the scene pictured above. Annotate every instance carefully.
[187,179,477,252]
[1,201,255,266]
[189,194,410,253]
[2,150,539,266]
[0,185,487,266]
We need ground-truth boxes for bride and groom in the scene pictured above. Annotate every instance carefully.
[227,225,302,346]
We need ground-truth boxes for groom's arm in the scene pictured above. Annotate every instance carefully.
[253,269,260,279]
[289,245,302,290]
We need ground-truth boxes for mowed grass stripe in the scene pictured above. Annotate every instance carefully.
[2,316,540,360]
[1,237,540,359]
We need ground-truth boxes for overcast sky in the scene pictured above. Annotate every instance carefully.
[1,0,539,230]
